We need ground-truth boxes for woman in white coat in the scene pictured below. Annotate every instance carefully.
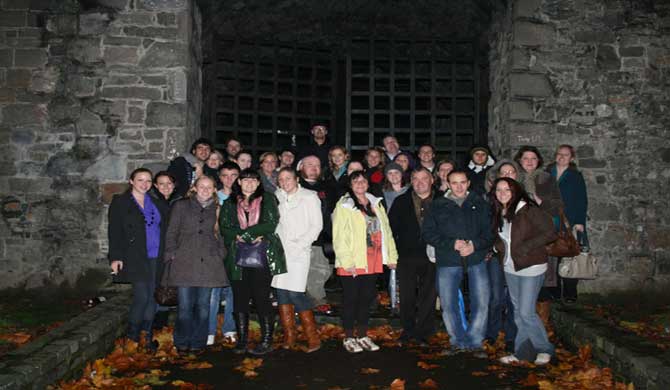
[273,167,323,352]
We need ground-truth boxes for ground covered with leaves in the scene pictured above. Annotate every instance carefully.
[50,320,634,390]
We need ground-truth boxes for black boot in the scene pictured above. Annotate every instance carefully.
[127,322,141,342]
[233,312,249,354]
[141,320,159,352]
[152,310,169,330]
[250,315,274,355]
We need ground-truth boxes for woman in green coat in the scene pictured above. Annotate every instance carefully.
[219,168,286,355]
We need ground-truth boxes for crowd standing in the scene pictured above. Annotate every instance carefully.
[108,124,588,365]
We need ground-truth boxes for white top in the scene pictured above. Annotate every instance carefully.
[499,201,547,277]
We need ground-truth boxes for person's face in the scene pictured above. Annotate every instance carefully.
[154,175,175,199]
[206,153,222,169]
[350,176,369,196]
[130,172,152,194]
[411,171,434,196]
[495,180,513,207]
[311,125,327,139]
[472,150,488,165]
[226,140,241,157]
[194,144,211,162]
[260,155,278,174]
[301,156,321,180]
[219,168,239,191]
[498,164,518,180]
[366,150,381,168]
[555,147,573,168]
[418,146,435,163]
[329,149,347,168]
[386,170,403,186]
[236,154,252,170]
[383,137,400,155]
[437,163,454,183]
[520,151,539,173]
[347,162,364,175]
[238,177,260,196]
[394,155,409,171]
[448,172,470,198]
[280,151,295,167]
[195,178,215,200]
[278,171,298,193]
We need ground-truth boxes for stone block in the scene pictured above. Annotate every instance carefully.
[137,0,186,10]
[105,74,139,85]
[68,38,103,63]
[10,127,34,144]
[2,104,46,126]
[13,48,47,68]
[143,128,165,140]
[30,65,59,93]
[147,141,163,153]
[103,36,142,47]
[79,12,111,36]
[76,109,107,135]
[576,145,594,158]
[84,154,126,181]
[573,30,615,44]
[123,26,178,40]
[140,42,187,68]
[596,45,620,71]
[46,13,78,35]
[103,46,138,65]
[66,75,97,97]
[0,49,13,67]
[2,0,30,9]
[579,158,607,168]
[157,12,176,26]
[619,46,644,57]
[514,22,554,47]
[514,0,542,19]
[509,100,533,120]
[113,12,154,26]
[146,102,185,126]
[510,73,553,97]
[6,69,31,88]
[101,86,162,100]
[87,99,126,119]
[141,75,167,85]
[622,57,646,70]
[127,106,144,123]
[0,88,16,103]
[0,10,26,27]
[118,127,142,140]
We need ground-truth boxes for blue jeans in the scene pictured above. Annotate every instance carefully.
[436,261,490,349]
[486,258,517,342]
[505,272,555,356]
[208,287,235,336]
[174,287,212,350]
[128,259,158,340]
[276,288,313,312]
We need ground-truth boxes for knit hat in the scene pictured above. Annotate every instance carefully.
[470,146,490,157]
[384,162,403,175]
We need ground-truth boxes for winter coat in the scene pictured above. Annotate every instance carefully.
[332,193,398,270]
[531,171,564,218]
[547,163,588,226]
[388,190,436,260]
[494,203,558,271]
[422,191,494,268]
[272,187,323,292]
[167,154,197,199]
[163,197,229,288]
[219,194,287,281]
[298,139,331,170]
[299,177,337,246]
[108,190,169,284]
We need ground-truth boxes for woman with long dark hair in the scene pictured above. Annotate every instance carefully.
[332,171,398,353]
[108,168,168,351]
[219,168,287,355]
[490,177,557,365]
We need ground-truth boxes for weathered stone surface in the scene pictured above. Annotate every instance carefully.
[146,102,185,126]
[137,0,187,10]
[123,26,178,39]
[509,100,533,120]
[14,48,48,68]
[103,46,139,65]
[0,49,13,67]
[105,74,140,85]
[2,104,47,126]
[596,45,620,70]
[140,42,188,67]
[127,106,144,123]
[66,75,97,97]
[76,109,107,135]
[514,0,542,19]
[103,36,142,47]
[96,0,130,9]
[68,38,103,63]
[6,69,32,88]
[0,88,17,103]
[101,182,128,204]
[157,12,176,26]
[83,154,126,181]
[101,86,162,100]
[46,13,78,35]
[619,46,644,57]
[514,21,554,47]
[0,10,26,27]
[509,73,553,97]
[30,66,59,93]
[79,12,111,36]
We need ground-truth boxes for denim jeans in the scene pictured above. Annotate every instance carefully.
[174,287,212,350]
[208,287,235,336]
[276,288,313,312]
[486,258,517,343]
[505,272,555,356]
[128,259,158,340]
[436,261,490,349]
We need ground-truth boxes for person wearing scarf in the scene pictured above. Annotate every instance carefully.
[467,145,496,196]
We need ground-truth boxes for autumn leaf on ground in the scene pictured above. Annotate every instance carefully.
[578,344,592,364]
[360,367,380,374]
[418,378,439,389]
[327,387,351,390]
[417,361,440,370]
[0,332,31,345]
[471,371,488,377]
[182,361,213,370]
[519,373,539,386]
[390,378,405,390]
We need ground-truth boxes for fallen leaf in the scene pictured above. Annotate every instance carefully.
[390,378,405,390]
[183,361,213,370]
[471,371,488,377]
[417,361,440,370]
[360,368,381,374]
[418,378,439,389]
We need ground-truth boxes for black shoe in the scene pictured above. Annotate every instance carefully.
[153,311,169,330]
[398,332,413,345]
[250,315,274,355]
[233,312,249,354]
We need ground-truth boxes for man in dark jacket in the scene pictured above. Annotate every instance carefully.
[422,170,494,356]
[298,124,331,170]
[388,167,438,345]
[298,155,337,308]
[167,137,213,198]
[466,145,495,197]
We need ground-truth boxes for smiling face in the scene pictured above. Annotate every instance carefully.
[329,148,348,169]
[238,177,260,197]
[495,180,513,207]
[219,168,239,192]
[193,143,211,162]
[236,153,252,170]
[366,149,381,168]
[520,151,539,173]
[447,172,470,198]
[195,176,215,201]
[130,171,152,195]
[383,136,400,155]
[555,147,574,168]
[418,146,435,164]
[278,170,298,193]
[226,140,241,157]
[411,170,434,197]
[385,169,403,186]
[154,175,175,199]
[206,152,223,169]
[280,151,295,167]
[394,155,409,171]
[350,175,369,197]
[301,156,321,180]
[472,150,488,165]
[260,154,278,175]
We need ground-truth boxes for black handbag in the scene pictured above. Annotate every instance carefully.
[154,261,177,306]
[235,240,268,268]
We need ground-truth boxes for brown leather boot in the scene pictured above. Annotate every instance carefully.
[278,304,296,349]
[299,310,321,353]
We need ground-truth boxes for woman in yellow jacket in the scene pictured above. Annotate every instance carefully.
[332,170,398,353]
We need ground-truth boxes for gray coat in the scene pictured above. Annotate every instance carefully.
[164,197,229,287]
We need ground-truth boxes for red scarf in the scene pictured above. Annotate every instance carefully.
[237,196,262,229]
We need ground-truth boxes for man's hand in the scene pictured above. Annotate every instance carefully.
[454,239,467,251]
[458,242,475,257]
[110,260,123,275]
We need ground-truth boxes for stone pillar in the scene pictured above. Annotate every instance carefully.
[0,0,202,290]
[489,0,670,291]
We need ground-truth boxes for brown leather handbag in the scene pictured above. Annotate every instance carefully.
[545,209,580,258]
[154,261,178,306]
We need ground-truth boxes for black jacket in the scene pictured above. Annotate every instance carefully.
[388,190,436,260]
[108,190,169,284]
[298,139,331,170]
[167,156,195,199]
[300,177,337,246]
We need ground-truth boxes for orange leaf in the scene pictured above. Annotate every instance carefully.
[361,368,381,374]
[519,373,538,386]
[418,378,439,389]
[578,344,592,364]
[417,361,440,370]
[183,361,213,370]
[0,332,32,344]
[390,378,405,390]
[471,371,488,377]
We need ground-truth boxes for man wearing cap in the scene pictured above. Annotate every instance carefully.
[466,145,495,196]
[298,124,331,170]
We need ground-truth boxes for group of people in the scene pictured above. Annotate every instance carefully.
[108,123,588,365]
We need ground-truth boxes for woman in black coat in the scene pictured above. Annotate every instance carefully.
[108,168,168,350]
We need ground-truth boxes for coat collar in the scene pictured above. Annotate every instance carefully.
[340,192,383,210]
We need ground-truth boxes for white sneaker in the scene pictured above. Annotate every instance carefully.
[343,337,363,353]
[356,336,380,352]
[499,354,520,364]
[206,334,215,346]
[223,331,237,343]
[534,353,551,365]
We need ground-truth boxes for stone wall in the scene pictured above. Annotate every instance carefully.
[0,0,202,290]
[489,0,670,291]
